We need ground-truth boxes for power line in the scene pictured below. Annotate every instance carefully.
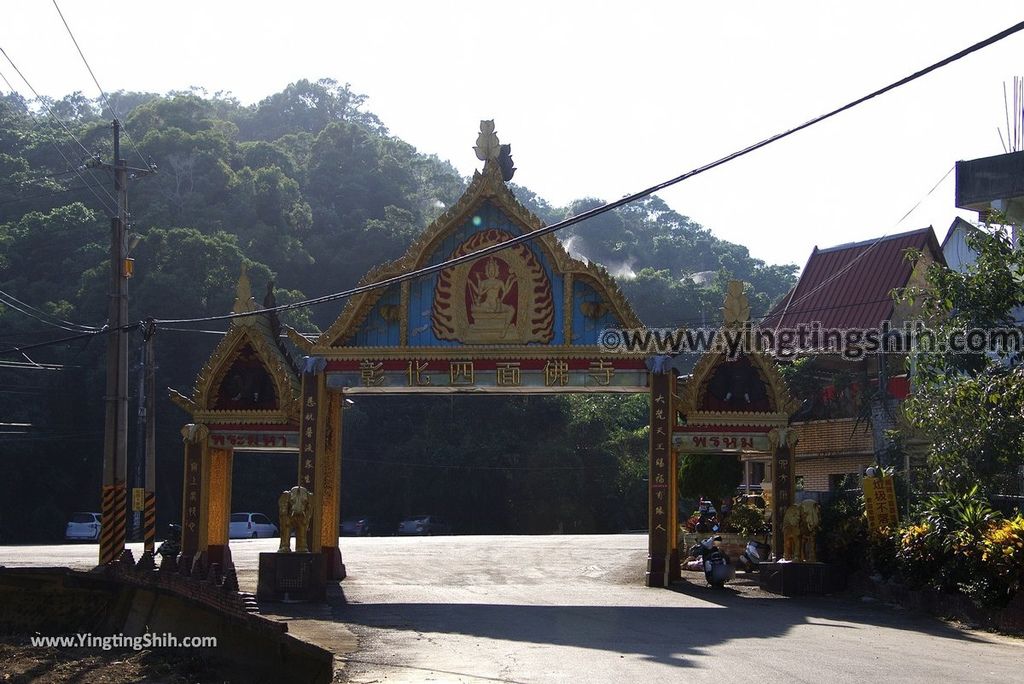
[0,168,78,190]
[0,48,118,215]
[0,184,97,208]
[152,18,1024,327]
[0,287,100,332]
[0,329,104,356]
[773,165,960,330]
[51,0,151,170]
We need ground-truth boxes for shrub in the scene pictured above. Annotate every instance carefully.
[817,479,868,571]
[725,502,769,538]
[979,514,1024,606]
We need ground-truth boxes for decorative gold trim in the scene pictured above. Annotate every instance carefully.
[314,131,642,349]
[768,426,800,451]
[192,410,296,425]
[191,327,300,420]
[677,282,797,418]
[681,411,791,428]
[399,280,410,346]
[342,385,648,395]
[170,292,301,423]
[678,346,798,417]
[170,388,198,414]
[563,272,574,344]
[285,326,314,354]
[308,345,648,361]
[180,423,209,444]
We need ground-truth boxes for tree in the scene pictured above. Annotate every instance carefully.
[903,224,1024,495]
[678,453,743,505]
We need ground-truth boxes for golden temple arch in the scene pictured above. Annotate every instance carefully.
[170,121,796,590]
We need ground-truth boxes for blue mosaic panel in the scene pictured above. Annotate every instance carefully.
[573,278,623,345]
[407,200,565,347]
[348,284,401,347]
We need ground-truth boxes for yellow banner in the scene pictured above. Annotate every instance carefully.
[863,475,899,532]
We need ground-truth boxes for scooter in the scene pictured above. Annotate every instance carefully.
[737,539,771,572]
[689,535,735,588]
[156,523,181,559]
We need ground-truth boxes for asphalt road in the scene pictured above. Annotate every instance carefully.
[2,535,1022,683]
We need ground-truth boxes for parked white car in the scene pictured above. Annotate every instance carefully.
[397,515,452,536]
[65,512,102,541]
[229,512,278,539]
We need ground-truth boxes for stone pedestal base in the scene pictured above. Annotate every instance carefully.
[257,552,326,603]
[322,546,346,581]
[758,561,838,596]
[646,553,667,587]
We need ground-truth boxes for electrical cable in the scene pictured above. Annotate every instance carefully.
[0,168,78,190]
[0,287,101,332]
[0,329,105,356]
[774,165,959,330]
[0,184,95,208]
[151,18,1024,327]
[51,0,151,170]
[0,48,118,215]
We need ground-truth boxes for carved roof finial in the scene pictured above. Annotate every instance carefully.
[474,120,501,162]
[231,263,260,322]
[722,280,750,327]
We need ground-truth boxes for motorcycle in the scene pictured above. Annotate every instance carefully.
[737,539,771,572]
[156,523,181,559]
[689,535,735,588]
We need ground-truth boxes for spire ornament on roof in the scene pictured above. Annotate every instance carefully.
[473,120,515,181]
[232,263,260,323]
[474,120,501,162]
[722,280,751,328]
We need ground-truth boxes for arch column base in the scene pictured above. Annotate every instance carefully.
[322,546,346,580]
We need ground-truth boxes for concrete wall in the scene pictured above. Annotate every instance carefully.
[0,567,332,683]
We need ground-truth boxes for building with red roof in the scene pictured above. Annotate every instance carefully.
[746,227,944,500]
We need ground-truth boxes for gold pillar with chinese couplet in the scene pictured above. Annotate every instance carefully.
[318,391,346,579]
[201,446,233,571]
[667,424,680,582]
[768,426,798,559]
[179,424,208,568]
[298,359,328,557]
[647,368,675,587]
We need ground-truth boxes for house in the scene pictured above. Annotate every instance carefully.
[753,227,946,500]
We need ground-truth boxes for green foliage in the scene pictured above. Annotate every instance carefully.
[883,488,1022,607]
[817,476,869,570]
[724,501,768,538]
[902,224,1024,496]
[677,453,743,504]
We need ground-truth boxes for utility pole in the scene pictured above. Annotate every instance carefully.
[98,120,153,567]
[143,318,157,555]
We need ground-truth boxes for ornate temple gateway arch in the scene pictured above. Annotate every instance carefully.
[673,282,800,560]
[170,123,796,589]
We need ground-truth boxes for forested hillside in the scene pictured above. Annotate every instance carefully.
[0,79,796,540]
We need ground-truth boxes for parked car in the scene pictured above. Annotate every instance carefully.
[65,512,102,541]
[397,515,451,536]
[229,512,278,539]
[340,518,373,537]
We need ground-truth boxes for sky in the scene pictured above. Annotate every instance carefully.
[1,1,1022,270]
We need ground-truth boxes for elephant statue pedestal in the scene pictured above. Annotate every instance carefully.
[256,552,326,603]
[757,560,841,596]
[257,485,326,602]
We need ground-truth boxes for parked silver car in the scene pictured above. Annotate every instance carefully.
[340,518,373,537]
[229,512,279,539]
[397,515,451,536]
[65,512,101,541]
